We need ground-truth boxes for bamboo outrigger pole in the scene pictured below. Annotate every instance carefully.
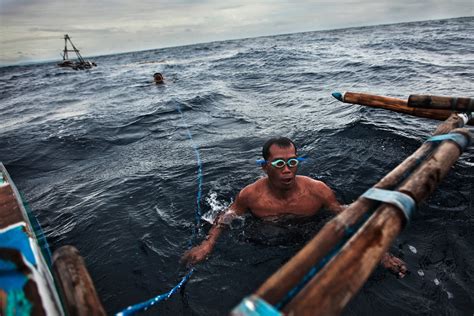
[332,91,474,125]
[53,246,106,316]
[408,95,474,112]
[282,126,471,315]
[249,113,470,305]
[232,110,472,315]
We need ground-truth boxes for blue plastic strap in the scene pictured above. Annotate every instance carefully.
[426,133,468,150]
[362,188,415,223]
[256,159,266,166]
[232,296,282,316]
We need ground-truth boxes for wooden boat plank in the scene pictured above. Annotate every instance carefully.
[0,184,25,229]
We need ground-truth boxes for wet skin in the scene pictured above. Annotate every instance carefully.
[182,144,407,277]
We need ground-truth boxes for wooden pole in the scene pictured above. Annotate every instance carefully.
[253,113,466,306]
[408,95,474,112]
[332,91,474,125]
[283,127,471,315]
[52,246,106,316]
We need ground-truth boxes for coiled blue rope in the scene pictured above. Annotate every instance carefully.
[115,103,203,315]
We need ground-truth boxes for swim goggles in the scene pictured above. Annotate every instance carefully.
[256,157,306,168]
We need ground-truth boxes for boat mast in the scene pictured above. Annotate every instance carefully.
[63,36,68,60]
[63,34,86,63]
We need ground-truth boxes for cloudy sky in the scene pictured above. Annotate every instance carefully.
[0,0,472,65]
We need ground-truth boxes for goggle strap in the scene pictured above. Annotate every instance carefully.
[256,159,266,166]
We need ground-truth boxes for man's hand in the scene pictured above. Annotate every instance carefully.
[181,241,213,267]
[380,252,408,278]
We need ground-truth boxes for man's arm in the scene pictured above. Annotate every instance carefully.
[317,181,344,215]
[181,190,249,266]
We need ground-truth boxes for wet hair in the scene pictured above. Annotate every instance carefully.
[154,72,163,78]
[262,137,297,160]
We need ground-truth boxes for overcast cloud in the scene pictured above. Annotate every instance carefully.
[0,0,472,65]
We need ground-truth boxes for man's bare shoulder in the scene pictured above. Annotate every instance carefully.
[297,176,342,213]
[239,177,267,198]
[297,176,336,199]
[297,175,329,189]
[232,178,267,214]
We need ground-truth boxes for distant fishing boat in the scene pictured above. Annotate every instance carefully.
[57,34,97,70]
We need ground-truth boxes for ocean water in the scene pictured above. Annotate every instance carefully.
[1,17,473,315]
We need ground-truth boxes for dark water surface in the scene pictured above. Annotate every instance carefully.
[1,17,473,315]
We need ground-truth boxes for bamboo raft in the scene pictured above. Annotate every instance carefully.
[232,92,472,315]
[0,163,105,316]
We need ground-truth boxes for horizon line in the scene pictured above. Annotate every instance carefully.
[1,15,471,68]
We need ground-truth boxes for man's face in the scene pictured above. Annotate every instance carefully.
[263,144,298,190]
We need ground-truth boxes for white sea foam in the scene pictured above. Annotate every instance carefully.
[201,191,228,223]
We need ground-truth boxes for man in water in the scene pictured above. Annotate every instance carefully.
[154,72,164,84]
[182,137,407,277]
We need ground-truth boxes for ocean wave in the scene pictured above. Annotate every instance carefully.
[1,17,473,315]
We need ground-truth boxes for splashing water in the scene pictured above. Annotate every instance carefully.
[201,191,230,224]
[201,191,245,229]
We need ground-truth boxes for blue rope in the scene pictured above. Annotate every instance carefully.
[177,104,203,230]
[115,102,204,315]
[116,269,195,316]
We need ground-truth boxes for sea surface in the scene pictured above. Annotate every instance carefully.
[1,17,473,315]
